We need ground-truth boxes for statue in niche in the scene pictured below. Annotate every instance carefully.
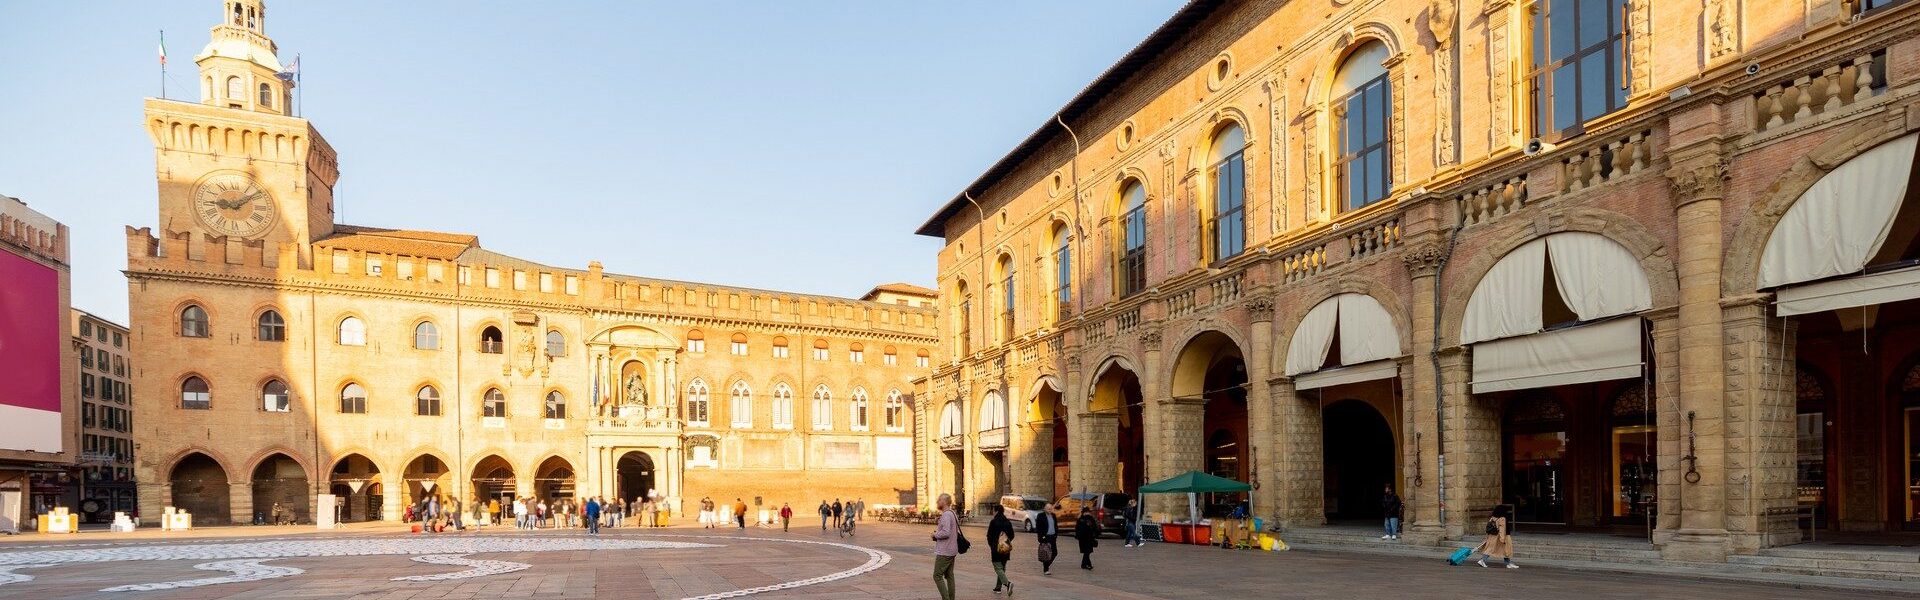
[625,373,648,406]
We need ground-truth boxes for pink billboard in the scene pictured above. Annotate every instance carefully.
[0,248,61,453]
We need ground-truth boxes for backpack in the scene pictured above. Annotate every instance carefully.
[1485,518,1499,535]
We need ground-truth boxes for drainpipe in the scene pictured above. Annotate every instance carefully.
[1055,115,1087,319]
[1429,225,1462,530]
[963,192,989,510]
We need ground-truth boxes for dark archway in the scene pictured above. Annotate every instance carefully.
[329,454,381,523]
[169,452,230,524]
[1323,399,1394,521]
[251,453,308,525]
[470,455,515,506]
[1091,363,1145,496]
[617,452,654,505]
[535,456,576,501]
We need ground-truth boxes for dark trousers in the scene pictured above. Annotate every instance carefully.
[1081,551,1093,569]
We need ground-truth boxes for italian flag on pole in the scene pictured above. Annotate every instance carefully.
[158,30,166,66]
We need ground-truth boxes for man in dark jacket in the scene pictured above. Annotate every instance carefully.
[988,504,1016,595]
[1034,502,1059,575]
[1074,507,1101,570]
[1122,498,1142,547]
[1381,485,1404,540]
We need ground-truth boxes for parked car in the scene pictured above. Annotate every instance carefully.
[1000,495,1051,531]
[1057,491,1131,536]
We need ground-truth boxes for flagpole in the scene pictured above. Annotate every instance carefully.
[158,30,167,99]
[295,53,302,117]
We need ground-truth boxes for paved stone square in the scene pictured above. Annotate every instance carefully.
[0,522,1906,599]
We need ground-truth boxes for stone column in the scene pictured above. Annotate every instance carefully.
[1648,311,1681,538]
[1016,421,1054,497]
[1245,296,1280,519]
[1401,243,1446,542]
[1269,377,1322,526]
[1664,148,1732,562]
[381,471,404,522]
[1139,327,1180,517]
[1720,298,1797,553]
[138,481,167,526]
[1438,347,1495,538]
[229,481,253,525]
[1077,412,1119,494]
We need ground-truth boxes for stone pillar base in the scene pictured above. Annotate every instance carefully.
[1403,522,1447,546]
[1659,528,1730,563]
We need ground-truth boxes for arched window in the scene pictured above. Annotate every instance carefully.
[545,330,566,356]
[916,348,931,368]
[1209,123,1247,261]
[226,76,242,99]
[883,345,899,366]
[262,379,289,412]
[181,376,211,410]
[1334,40,1393,212]
[729,381,754,428]
[543,391,566,419]
[256,309,284,342]
[414,321,439,350]
[337,316,366,346]
[939,401,964,439]
[730,332,749,356]
[686,379,711,426]
[339,383,367,414]
[850,388,870,431]
[771,383,795,429]
[812,338,830,361]
[811,385,834,430]
[772,336,790,359]
[686,328,706,353]
[884,389,907,432]
[1052,222,1073,321]
[180,305,209,338]
[955,280,973,356]
[1117,180,1148,296]
[479,326,503,354]
[258,82,273,107]
[482,388,507,418]
[849,341,866,363]
[1529,0,1628,139]
[416,385,441,416]
[995,254,1016,342]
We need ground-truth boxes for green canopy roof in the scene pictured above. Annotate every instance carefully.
[1137,470,1251,494]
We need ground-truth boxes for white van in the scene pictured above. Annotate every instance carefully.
[999,495,1051,531]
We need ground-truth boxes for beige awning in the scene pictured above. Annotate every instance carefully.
[1295,360,1399,391]
[1285,293,1402,377]
[1470,318,1643,394]
[1759,132,1917,289]
[1775,265,1920,316]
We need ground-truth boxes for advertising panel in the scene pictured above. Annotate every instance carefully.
[0,248,61,453]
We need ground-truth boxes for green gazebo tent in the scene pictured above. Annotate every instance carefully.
[1137,470,1251,542]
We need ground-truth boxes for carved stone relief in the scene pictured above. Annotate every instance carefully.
[1486,0,1514,150]
[1707,0,1740,60]
[1430,0,1458,166]
[1629,0,1652,94]
[1265,74,1290,232]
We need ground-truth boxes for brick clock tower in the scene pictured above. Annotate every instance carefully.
[147,0,337,267]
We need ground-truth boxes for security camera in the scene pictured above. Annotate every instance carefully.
[1744,63,1761,76]
[1523,138,1556,156]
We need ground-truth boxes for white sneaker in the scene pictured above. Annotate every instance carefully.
[1391,535,1400,540]
[1381,535,1392,540]
[1477,558,1488,568]
[1505,563,1519,569]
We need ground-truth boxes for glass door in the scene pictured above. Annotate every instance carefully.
[1611,425,1655,520]
[1508,431,1568,524]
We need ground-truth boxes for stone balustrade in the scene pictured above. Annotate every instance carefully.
[1560,129,1652,193]
[1754,51,1885,132]
[1281,243,1327,283]
[1167,288,1199,318]
[1210,271,1244,304]
[1115,307,1142,335]
[1345,215,1402,261]
[1457,176,1529,228]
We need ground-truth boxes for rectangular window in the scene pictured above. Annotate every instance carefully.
[331,252,349,274]
[1120,206,1148,296]
[81,349,93,369]
[850,350,864,363]
[113,332,123,347]
[917,356,930,368]
[485,268,500,288]
[883,354,897,366]
[1529,0,1627,140]
[398,258,414,280]
[80,321,92,337]
[687,339,706,353]
[813,348,829,361]
[366,257,383,276]
[98,349,110,370]
[539,272,554,293]
[1001,274,1016,342]
[82,403,96,428]
[565,274,580,295]
[773,346,789,359]
[1211,152,1247,261]
[512,270,527,290]
[1054,240,1072,321]
[81,374,94,398]
[1336,78,1393,211]
[731,341,748,356]
[429,262,446,283]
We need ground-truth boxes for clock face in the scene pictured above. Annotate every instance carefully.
[192,172,277,238]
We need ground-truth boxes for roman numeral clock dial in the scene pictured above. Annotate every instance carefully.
[191,172,278,238]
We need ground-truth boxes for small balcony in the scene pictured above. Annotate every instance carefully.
[978,427,1008,451]
[939,434,965,452]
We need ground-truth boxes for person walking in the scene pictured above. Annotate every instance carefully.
[489,497,501,526]
[1073,507,1100,571]
[779,503,793,532]
[510,497,525,530]
[1381,485,1404,541]
[1034,502,1058,575]
[449,496,464,530]
[702,497,717,529]
[930,493,959,600]
[831,499,844,530]
[853,498,865,523]
[988,504,1015,596]
[733,498,749,529]
[1122,498,1142,548]
[1474,505,1519,568]
[819,500,832,530]
[584,496,601,535]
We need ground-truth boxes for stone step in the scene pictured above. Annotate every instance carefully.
[1729,554,1920,582]
[1438,538,1663,564]
[1757,546,1920,563]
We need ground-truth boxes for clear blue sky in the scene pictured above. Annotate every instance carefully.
[0,1,1185,323]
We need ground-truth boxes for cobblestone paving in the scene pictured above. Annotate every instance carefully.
[0,523,1906,599]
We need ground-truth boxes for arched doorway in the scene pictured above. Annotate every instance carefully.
[1089,362,1144,496]
[169,452,230,524]
[328,454,381,523]
[470,455,515,506]
[535,456,576,501]
[617,452,654,505]
[403,454,452,512]
[1173,332,1250,516]
[251,453,308,525]
[1323,399,1394,522]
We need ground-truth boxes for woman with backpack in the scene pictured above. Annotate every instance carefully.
[1474,504,1518,569]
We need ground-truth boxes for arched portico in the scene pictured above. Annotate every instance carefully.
[1169,331,1250,517]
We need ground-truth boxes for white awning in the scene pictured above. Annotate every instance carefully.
[1461,233,1652,345]
[1470,318,1643,394]
[1759,132,1917,289]
[1775,265,1920,316]
[1295,360,1399,391]
[1287,293,1403,378]
[1461,239,1546,344]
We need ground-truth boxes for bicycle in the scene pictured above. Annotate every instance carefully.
[839,516,856,538]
